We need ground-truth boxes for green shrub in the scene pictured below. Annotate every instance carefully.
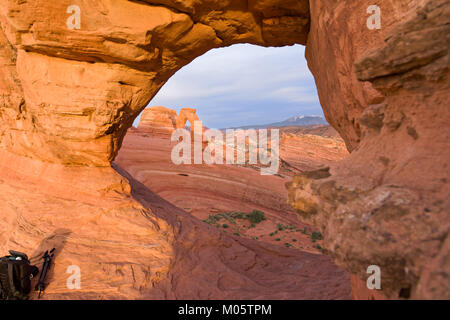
[231,211,245,219]
[246,210,266,224]
[203,214,222,225]
[311,231,323,242]
[222,224,229,229]
[276,223,297,231]
[275,238,281,241]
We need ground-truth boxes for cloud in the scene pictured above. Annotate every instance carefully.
[268,86,319,103]
[136,44,322,128]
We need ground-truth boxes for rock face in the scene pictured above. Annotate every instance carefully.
[0,0,448,299]
[289,0,450,299]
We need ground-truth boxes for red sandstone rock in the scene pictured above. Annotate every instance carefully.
[288,0,450,299]
[0,0,448,299]
[0,148,351,299]
[138,106,177,136]
[176,108,201,129]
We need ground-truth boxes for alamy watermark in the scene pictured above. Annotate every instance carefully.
[66,5,81,30]
[366,265,381,290]
[171,121,280,176]
[367,5,381,30]
[66,265,81,290]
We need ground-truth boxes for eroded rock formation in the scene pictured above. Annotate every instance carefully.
[0,0,309,166]
[176,108,200,129]
[288,0,450,299]
[138,106,178,135]
[0,0,448,299]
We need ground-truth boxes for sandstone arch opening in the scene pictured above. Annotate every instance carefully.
[133,44,326,131]
[1,0,448,300]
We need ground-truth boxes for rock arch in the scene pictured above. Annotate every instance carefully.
[175,108,200,130]
[0,0,448,299]
[0,0,310,166]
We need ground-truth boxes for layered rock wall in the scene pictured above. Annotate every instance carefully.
[289,0,449,299]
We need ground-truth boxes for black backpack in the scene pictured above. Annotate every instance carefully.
[0,251,39,300]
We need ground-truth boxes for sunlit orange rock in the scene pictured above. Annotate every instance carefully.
[0,0,448,299]
[138,106,177,136]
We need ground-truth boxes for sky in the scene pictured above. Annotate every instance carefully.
[134,44,323,129]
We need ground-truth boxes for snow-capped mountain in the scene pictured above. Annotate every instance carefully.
[226,115,328,130]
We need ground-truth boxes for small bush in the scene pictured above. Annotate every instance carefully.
[311,231,323,242]
[203,214,222,225]
[246,210,266,224]
[231,211,245,219]
[222,224,229,229]
[275,238,281,241]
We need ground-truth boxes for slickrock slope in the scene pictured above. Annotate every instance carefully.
[0,0,448,299]
[280,125,343,139]
[280,129,348,173]
[0,149,351,299]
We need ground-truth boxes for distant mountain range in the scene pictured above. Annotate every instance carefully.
[225,115,328,130]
